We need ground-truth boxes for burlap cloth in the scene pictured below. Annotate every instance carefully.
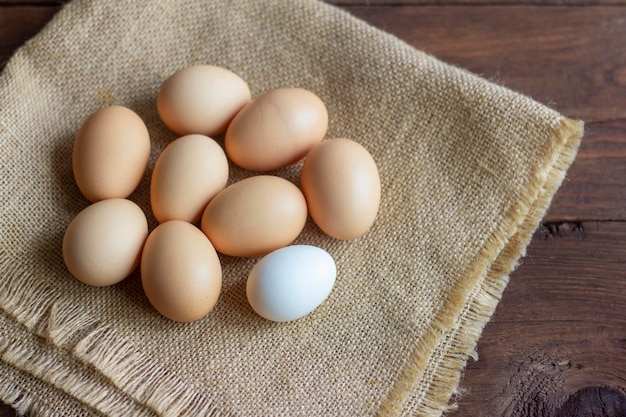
[0,1,583,416]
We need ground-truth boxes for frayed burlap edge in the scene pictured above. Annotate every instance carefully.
[1,376,42,416]
[0,308,160,417]
[0,375,64,417]
[0,260,224,417]
[377,118,584,417]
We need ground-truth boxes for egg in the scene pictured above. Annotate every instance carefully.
[141,220,222,322]
[63,199,148,286]
[225,87,328,171]
[72,106,150,202]
[246,245,336,322]
[201,175,307,257]
[157,65,251,136]
[301,138,381,240]
[150,134,228,224]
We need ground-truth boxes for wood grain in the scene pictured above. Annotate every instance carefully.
[347,6,626,221]
[349,5,626,123]
[545,120,626,222]
[1,3,626,417]
[451,222,626,416]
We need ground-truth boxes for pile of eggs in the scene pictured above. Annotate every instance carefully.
[62,65,381,323]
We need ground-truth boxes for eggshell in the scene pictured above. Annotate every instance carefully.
[63,199,148,286]
[301,138,381,240]
[150,134,228,224]
[246,245,336,322]
[201,176,307,257]
[73,106,150,202]
[141,220,222,322]
[157,65,251,136]
[225,87,328,171]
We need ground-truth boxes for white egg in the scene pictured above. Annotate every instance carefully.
[246,245,336,322]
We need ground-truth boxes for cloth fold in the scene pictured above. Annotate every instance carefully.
[0,0,583,416]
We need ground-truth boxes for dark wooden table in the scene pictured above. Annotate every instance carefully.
[2,1,625,416]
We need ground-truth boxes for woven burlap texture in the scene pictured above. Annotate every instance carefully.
[0,0,583,416]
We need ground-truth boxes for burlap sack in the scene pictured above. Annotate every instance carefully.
[0,0,583,416]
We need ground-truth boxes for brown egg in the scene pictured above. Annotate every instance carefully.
[225,88,328,171]
[301,138,381,240]
[150,134,229,224]
[73,106,150,202]
[157,65,251,136]
[141,220,222,322]
[201,176,307,257]
[63,199,148,286]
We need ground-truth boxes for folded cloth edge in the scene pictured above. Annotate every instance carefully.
[377,118,583,416]
[0,308,156,417]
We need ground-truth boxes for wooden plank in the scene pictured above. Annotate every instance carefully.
[545,119,626,222]
[450,221,626,416]
[348,5,626,124]
[346,5,626,221]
